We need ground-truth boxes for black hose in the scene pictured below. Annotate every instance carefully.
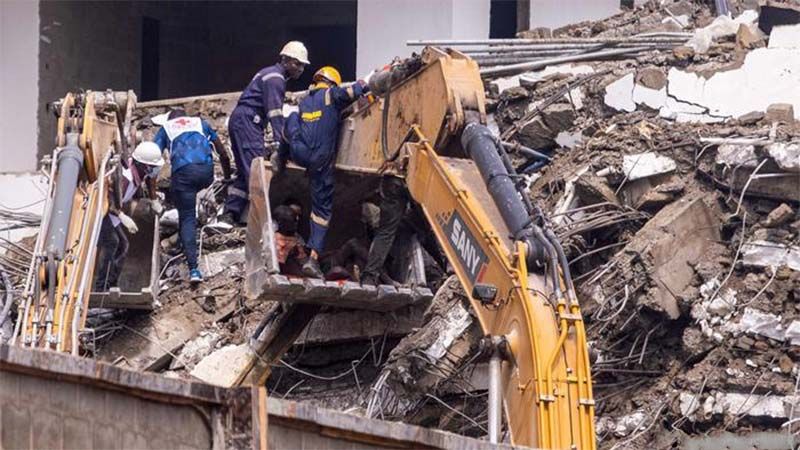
[544,228,576,301]
[531,225,562,301]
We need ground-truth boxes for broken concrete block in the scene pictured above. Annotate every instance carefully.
[711,392,794,420]
[737,111,765,125]
[715,144,758,167]
[737,307,786,341]
[542,103,576,132]
[636,67,667,90]
[190,343,254,387]
[765,203,795,227]
[736,23,763,49]
[612,411,648,437]
[604,73,636,113]
[518,117,554,149]
[785,321,800,345]
[575,174,619,206]
[766,142,800,172]
[679,392,701,420]
[768,23,800,49]
[766,103,796,123]
[742,240,800,271]
[622,152,677,181]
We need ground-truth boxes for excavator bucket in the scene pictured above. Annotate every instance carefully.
[245,158,433,312]
[88,204,160,310]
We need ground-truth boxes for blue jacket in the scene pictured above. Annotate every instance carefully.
[236,64,287,142]
[286,83,367,168]
[154,116,217,173]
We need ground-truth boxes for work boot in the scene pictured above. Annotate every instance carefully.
[302,258,324,279]
[360,272,379,286]
[270,151,286,176]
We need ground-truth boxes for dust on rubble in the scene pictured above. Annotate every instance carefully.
[38,1,800,447]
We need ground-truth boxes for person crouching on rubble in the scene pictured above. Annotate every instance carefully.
[153,108,233,283]
[94,142,164,291]
[273,204,308,275]
[274,66,369,278]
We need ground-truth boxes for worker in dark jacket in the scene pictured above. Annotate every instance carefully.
[278,66,368,278]
[220,41,309,225]
[154,109,233,283]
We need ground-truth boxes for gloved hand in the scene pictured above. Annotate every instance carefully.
[118,212,139,234]
[151,199,164,216]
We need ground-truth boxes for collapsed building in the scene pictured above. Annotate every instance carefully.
[1,1,800,449]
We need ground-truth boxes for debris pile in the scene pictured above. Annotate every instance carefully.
[481,1,800,447]
[4,1,800,449]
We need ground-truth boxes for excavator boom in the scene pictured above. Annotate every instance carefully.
[245,47,596,448]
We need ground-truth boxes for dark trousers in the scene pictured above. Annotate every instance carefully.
[363,176,447,280]
[287,142,335,254]
[363,177,407,278]
[225,106,265,220]
[94,215,129,291]
[172,163,214,270]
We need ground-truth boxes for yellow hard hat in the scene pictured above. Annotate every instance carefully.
[313,66,342,86]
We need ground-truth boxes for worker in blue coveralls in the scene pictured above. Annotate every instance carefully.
[219,41,309,226]
[154,109,233,283]
[274,66,369,278]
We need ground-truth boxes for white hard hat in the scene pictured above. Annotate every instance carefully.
[151,113,169,126]
[280,41,309,65]
[132,142,165,167]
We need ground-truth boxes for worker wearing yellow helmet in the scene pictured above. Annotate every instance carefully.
[273,66,369,278]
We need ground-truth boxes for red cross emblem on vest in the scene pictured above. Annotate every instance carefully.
[173,118,192,126]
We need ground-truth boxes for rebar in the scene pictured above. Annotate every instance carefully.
[480,46,654,77]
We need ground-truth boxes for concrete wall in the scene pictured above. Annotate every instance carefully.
[0,344,521,450]
[36,1,357,162]
[529,0,620,29]
[0,0,39,173]
[0,369,213,449]
[356,0,490,75]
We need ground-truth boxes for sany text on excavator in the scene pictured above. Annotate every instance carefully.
[244,47,596,449]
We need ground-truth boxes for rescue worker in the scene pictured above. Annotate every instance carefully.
[94,142,164,291]
[360,176,447,287]
[154,108,233,283]
[278,66,369,278]
[220,41,309,225]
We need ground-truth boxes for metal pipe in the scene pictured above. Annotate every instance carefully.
[501,141,551,161]
[11,148,59,346]
[71,151,112,355]
[463,42,681,53]
[480,46,652,77]
[715,0,730,16]
[488,347,502,444]
[408,37,689,46]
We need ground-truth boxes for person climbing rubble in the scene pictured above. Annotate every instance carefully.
[93,142,164,291]
[275,66,369,279]
[154,108,233,283]
[220,41,309,226]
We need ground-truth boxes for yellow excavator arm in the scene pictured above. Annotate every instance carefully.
[260,47,596,448]
[11,90,145,354]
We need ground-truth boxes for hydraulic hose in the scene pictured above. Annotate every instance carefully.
[462,122,545,266]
